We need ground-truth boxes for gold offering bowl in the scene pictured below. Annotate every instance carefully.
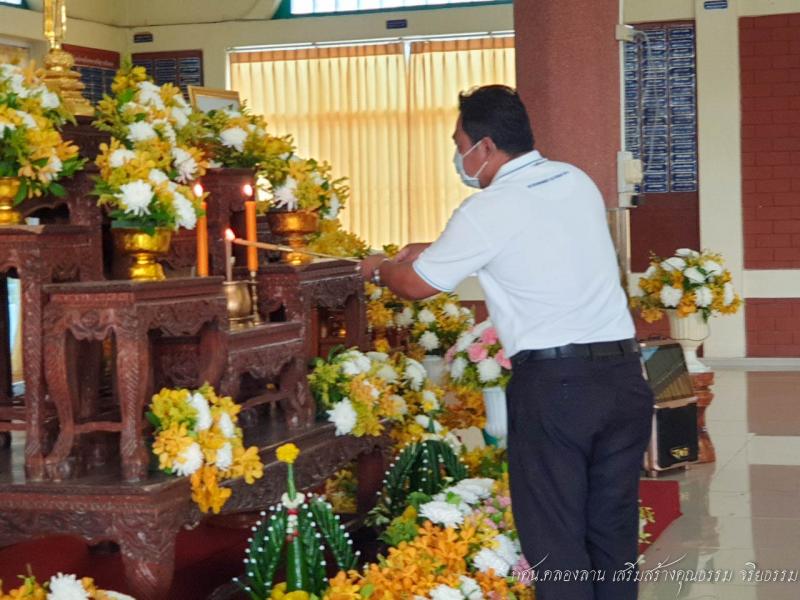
[0,178,23,226]
[265,210,320,265]
[223,280,254,327]
[113,228,173,281]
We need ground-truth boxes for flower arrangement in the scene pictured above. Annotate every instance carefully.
[307,218,370,260]
[92,64,208,232]
[0,572,133,600]
[408,294,475,358]
[269,155,349,219]
[631,248,742,323]
[445,320,511,390]
[195,106,293,182]
[324,464,358,514]
[0,61,84,201]
[234,444,359,600]
[148,383,264,513]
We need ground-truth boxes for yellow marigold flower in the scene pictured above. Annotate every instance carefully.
[152,423,194,472]
[191,465,232,514]
[323,571,362,600]
[276,443,300,464]
[232,445,264,484]
[373,338,391,354]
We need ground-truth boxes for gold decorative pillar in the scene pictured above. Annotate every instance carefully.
[42,0,93,117]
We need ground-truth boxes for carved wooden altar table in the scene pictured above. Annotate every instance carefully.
[41,277,227,482]
[258,260,368,359]
[0,225,102,480]
[0,421,391,600]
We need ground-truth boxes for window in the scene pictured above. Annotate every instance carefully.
[0,0,27,7]
[290,0,501,16]
[624,23,698,194]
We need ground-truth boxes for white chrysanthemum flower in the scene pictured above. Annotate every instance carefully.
[328,398,357,436]
[472,547,511,577]
[39,155,63,183]
[110,147,136,168]
[128,121,157,142]
[443,303,460,318]
[723,282,735,306]
[0,122,17,136]
[418,308,436,324]
[684,267,706,284]
[138,80,165,108]
[661,257,686,272]
[395,306,414,328]
[188,392,213,431]
[220,126,248,152]
[493,534,522,566]
[643,265,658,278]
[323,193,340,220]
[341,360,360,377]
[153,118,176,143]
[116,180,153,216]
[174,442,204,476]
[353,353,372,373]
[459,576,484,600]
[366,351,389,362]
[376,364,399,383]
[419,500,464,528]
[170,106,189,128]
[216,442,233,470]
[450,478,494,505]
[7,73,28,98]
[217,411,236,438]
[273,177,298,211]
[675,248,700,258]
[171,147,199,183]
[173,192,198,230]
[659,285,684,308]
[450,356,468,381]
[477,358,502,383]
[702,260,723,277]
[40,90,60,110]
[429,584,463,600]
[694,286,713,308]
[455,332,476,353]
[391,394,408,416]
[414,414,443,433]
[47,573,90,600]
[15,109,36,129]
[422,389,439,410]
[148,169,169,185]
[419,330,441,352]
[404,359,426,391]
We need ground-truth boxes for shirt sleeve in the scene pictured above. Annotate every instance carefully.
[413,206,497,292]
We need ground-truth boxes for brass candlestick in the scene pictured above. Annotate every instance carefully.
[223,280,254,328]
[42,0,94,117]
[248,271,262,325]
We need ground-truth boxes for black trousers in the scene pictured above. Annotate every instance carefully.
[507,351,654,600]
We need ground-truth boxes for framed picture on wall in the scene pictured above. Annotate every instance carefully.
[188,86,241,113]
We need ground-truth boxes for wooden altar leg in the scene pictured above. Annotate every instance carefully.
[116,516,179,600]
[197,322,226,389]
[691,371,715,463]
[116,331,151,482]
[22,278,46,480]
[344,293,368,352]
[280,355,313,429]
[356,447,385,514]
[44,328,80,480]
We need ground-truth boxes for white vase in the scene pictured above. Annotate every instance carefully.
[422,354,446,386]
[667,310,711,373]
[482,386,508,440]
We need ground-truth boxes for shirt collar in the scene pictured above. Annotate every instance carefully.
[491,150,546,185]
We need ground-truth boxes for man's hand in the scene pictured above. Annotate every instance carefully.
[359,253,388,279]
[395,242,431,263]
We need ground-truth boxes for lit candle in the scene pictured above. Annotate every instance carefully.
[196,201,209,277]
[245,200,258,272]
[243,183,254,198]
[224,228,235,282]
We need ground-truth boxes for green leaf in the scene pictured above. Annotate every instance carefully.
[13,179,28,205]
[48,182,66,198]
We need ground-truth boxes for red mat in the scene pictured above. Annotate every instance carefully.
[638,479,682,553]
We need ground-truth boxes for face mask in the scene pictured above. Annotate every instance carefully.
[453,139,488,189]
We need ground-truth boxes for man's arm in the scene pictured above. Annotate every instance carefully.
[360,254,439,300]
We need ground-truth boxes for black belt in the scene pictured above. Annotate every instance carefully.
[512,338,640,366]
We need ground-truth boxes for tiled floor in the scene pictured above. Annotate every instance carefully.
[639,369,800,600]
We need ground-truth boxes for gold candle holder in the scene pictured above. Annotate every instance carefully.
[223,280,254,328]
[249,271,262,325]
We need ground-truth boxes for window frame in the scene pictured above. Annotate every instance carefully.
[275,0,511,19]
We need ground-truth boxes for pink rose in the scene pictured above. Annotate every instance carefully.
[444,345,457,363]
[467,343,489,362]
[496,348,512,370]
[480,327,499,345]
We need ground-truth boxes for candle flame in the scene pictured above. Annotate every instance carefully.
[225,228,236,241]
[243,183,254,197]
[193,183,204,198]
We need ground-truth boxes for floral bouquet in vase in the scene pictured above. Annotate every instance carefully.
[0,61,84,224]
[631,248,741,372]
[446,320,511,443]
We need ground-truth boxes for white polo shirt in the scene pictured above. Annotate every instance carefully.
[413,150,634,358]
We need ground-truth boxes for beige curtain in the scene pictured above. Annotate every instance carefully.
[230,36,515,247]
[231,45,409,248]
[408,37,516,242]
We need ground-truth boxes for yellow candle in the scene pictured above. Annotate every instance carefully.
[245,200,258,272]
[196,201,209,277]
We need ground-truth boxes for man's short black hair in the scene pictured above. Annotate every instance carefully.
[458,85,535,156]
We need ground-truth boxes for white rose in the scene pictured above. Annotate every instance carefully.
[684,267,706,284]
[220,126,248,152]
[659,285,684,308]
[174,442,204,476]
[327,398,357,436]
[418,308,436,324]
[694,286,713,308]
[661,257,686,272]
[477,358,502,383]
[116,180,154,216]
[419,330,441,352]
[128,121,157,142]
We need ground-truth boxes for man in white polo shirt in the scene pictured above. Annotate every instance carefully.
[360,85,653,600]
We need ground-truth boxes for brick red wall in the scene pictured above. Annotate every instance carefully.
[741,14,800,269]
[746,299,800,356]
